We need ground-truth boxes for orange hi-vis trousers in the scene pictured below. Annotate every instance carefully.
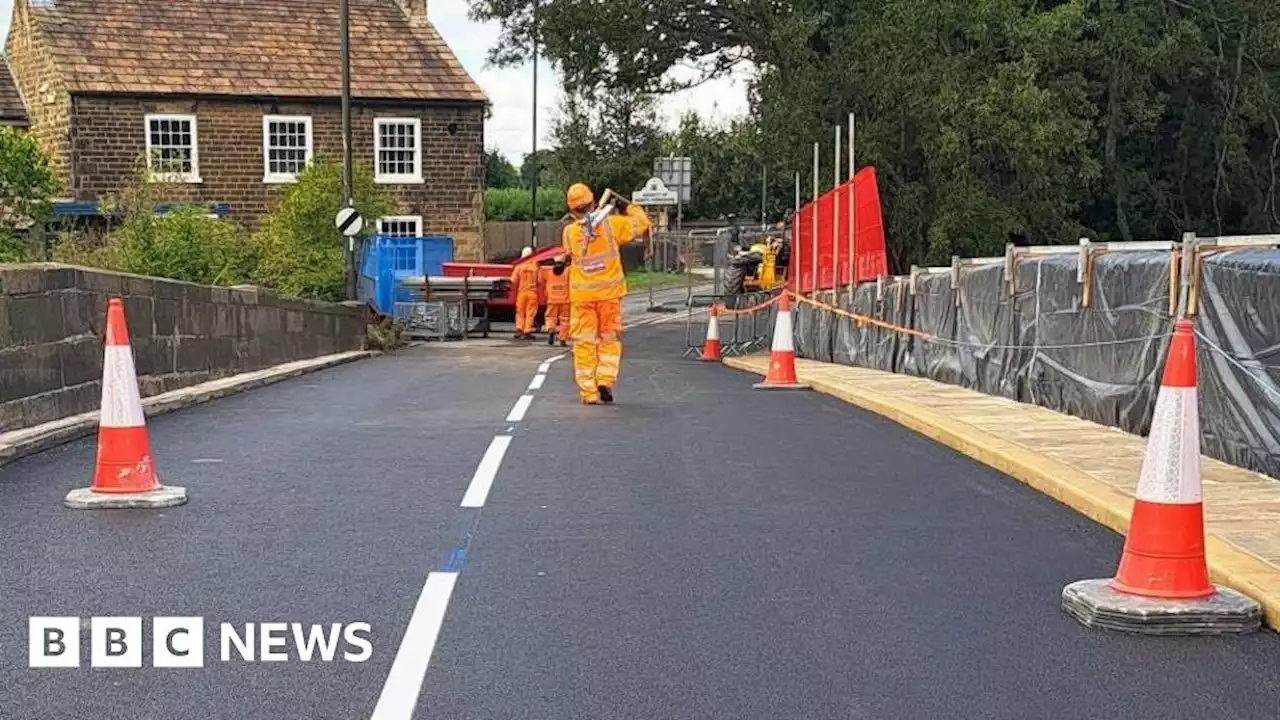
[515,291,539,335]
[544,302,569,341]
[570,299,622,401]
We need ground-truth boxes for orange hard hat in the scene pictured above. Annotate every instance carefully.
[566,183,594,211]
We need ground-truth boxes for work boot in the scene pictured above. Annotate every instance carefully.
[598,386,614,404]
[581,394,600,405]
[547,333,555,346]
[559,339,568,347]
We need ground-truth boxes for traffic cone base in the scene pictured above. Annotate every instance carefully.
[1063,319,1259,634]
[1062,578,1261,635]
[752,294,809,391]
[64,297,188,511]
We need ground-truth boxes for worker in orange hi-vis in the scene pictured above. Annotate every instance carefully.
[510,246,540,340]
[542,264,570,347]
[553,182,652,405]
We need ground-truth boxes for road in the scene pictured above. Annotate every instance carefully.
[2,311,1280,719]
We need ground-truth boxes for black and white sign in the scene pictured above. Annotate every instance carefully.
[334,206,364,237]
[632,177,679,206]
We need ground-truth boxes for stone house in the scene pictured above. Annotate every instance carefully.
[1,0,487,258]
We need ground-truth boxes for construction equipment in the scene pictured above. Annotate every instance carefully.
[724,232,788,295]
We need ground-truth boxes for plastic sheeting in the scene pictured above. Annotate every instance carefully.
[801,249,1280,479]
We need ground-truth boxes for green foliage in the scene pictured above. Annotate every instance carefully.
[519,149,565,190]
[0,126,59,255]
[550,85,664,200]
[253,156,391,301]
[478,0,1280,272]
[53,169,255,285]
[486,150,520,188]
[484,187,567,221]
[0,233,28,263]
[100,207,255,285]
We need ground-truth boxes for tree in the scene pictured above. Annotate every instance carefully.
[0,127,60,262]
[519,149,565,190]
[486,150,520,189]
[478,0,1280,270]
[548,84,664,197]
[253,157,391,300]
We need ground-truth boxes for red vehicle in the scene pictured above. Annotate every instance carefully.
[442,243,564,323]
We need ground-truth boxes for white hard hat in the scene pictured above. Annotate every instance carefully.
[521,246,533,258]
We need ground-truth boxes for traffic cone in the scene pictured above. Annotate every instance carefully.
[64,298,187,510]
[699,306,722,361]
[753,293,809,391]
[1061,318,1262,635]
[1110,318,1211,598]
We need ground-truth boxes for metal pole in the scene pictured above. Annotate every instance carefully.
[832,125,841,302]
[340,0,354,300]
[847,113,856,296]
[811,141,819,297]
[761,165,767,225]
[794,172,800,214]
[529,0,539,247]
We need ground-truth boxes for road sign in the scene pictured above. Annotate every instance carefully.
[654,157,692,203]
[335,206,363,237]
[632,177,679,206]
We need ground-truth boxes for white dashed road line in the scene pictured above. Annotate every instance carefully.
[505,394,534,422]
[460,435,513,509]
[369,572,460,720]
[371,355,562,718]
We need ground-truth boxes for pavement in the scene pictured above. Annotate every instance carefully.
[1,309,1279,719]
[725,354,1280,629]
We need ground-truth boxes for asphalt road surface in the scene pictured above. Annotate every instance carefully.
[2,314,1279,720]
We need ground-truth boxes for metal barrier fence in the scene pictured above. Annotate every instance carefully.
[682,290,779,358]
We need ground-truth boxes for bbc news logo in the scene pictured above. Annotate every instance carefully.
[29,617,372,668]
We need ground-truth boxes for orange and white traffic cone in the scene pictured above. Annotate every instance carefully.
[699,306,722,362]
[753,293,809,391]
[1062,318,1260,634]
[64,298,187,510]
[1111,318,1211,598]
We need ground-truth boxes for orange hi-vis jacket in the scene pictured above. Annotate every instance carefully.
[543,266,570,304]
[560,204,652,303]
[510,261,540,296]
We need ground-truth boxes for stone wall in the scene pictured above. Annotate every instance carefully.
[0,263,366,433]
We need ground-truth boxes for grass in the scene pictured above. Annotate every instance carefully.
[625,269,688,290]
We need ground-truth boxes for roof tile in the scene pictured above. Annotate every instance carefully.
[31,0,487,103]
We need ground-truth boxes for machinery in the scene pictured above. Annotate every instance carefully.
[723,231,789,295]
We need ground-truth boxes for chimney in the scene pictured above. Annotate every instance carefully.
[395,0,428,25]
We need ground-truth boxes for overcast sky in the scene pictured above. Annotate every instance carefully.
[1,0,751,166]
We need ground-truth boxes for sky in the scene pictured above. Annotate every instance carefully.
[0,0,753,167]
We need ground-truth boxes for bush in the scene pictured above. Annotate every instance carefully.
[53,168,256,285]
[253,156,391,301]
[0,233,27,263]
[485,187,567,221]
[0,127,59,232]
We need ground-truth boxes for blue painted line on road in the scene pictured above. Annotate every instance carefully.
[438,508,483,574]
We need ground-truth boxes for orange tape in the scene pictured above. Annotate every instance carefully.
[715,292,783,316]
[787,290,934,340]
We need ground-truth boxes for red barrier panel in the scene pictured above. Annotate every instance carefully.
[791,166,888,293]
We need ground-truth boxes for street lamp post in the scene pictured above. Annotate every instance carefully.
[529,0,539,247]
[340,0,355,300]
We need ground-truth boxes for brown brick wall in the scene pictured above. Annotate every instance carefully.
[68,97,485,259]
[3,0,72,189]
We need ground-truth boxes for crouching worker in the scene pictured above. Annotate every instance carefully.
[553,182,652,405]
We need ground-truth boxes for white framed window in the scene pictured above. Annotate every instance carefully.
[377,216,423,237]
[262,115,313,183]
[144,114,200,183]
[374,118,423,184]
